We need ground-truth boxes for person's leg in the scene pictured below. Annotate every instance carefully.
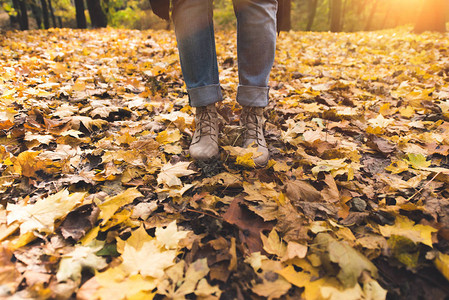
[233,0,277,167]
[172,0,222,107]
[172,0,221,160]
[233,0,277,107]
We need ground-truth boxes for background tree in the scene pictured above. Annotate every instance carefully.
[29,0,42,28]
[40,0,50,28]
[47,0,56,27]
[87,0,107,27]
[330,0,342,32]
[74,0,86,28]
[306,0,318,31]
[11,0,28,29]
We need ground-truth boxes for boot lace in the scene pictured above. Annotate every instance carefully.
[242,107,265,146]
[193,106,218,143]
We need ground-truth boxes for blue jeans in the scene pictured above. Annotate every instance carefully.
[172,0,278,107]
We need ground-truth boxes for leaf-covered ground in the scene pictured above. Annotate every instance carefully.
[1,27,449,299]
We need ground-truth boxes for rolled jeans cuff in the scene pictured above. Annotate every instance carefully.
[236,85,269,107]
[188,84,223,107]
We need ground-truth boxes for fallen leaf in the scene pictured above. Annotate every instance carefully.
[7,190,85,234]
[378,215,437,247]
[155,221,190,250]
[261,229,287,257]
[281,241,308,261]
[315,233,378,287]
[97,188,143,226]
[56,241,107,282]
[157,161,196,187]
[117,226,176,278]
[434,252,449,282]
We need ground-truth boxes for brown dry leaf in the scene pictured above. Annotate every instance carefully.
[60,205,100,240]
[69,116,108,131]
[222,197,273,253]
[367,135,396,154]
[0,247,21,294]
[321,173,340,203]
[285,180,322,202]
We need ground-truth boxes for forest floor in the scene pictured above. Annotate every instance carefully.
[0,27,449,299]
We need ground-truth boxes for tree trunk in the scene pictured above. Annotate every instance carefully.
[30,0,42,29]
[414,0,447,33]
[75,0,87,28]
[365,0,379,31]
[40,0,50,29]
[330,0,342,32]
[277,0,291,32]
[306,0,318,31]
[47,0,57,27]
[9,14,17,27]
[86,0,107,28]
[18,0,29,30]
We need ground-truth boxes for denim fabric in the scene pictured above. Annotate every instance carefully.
[172,0,278,107]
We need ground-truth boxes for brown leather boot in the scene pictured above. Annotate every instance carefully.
[240,106,269,167]
[189,104,219,161]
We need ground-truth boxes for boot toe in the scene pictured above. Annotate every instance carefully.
[252,147,269,167]
[189,143,219,161]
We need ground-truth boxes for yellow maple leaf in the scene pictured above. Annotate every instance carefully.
[236,152,256,168]
[244,252,268,271]
[405,153,431,169]
[260,229,287,257]
[435,252,449,282]
[156,129,182,144]
[116,226,177,278]
[277,264,312,288]
[56,241,107,282]
[119,239,176,278]
[378,215,437,247]
[251,259,291,299]
[93,267,156,300]
[243,181,278,202]
[385,160,409,174]
[222,145,262,168]
[12,151,43,178]
[399,106,415,118]
[97,188,143,226]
